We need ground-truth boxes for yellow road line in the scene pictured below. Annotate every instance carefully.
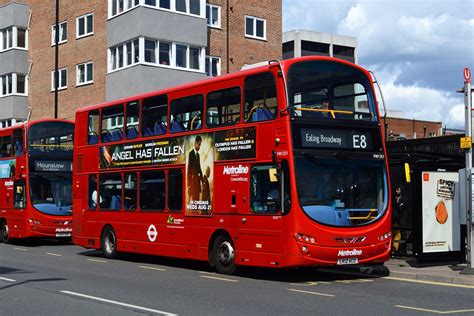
[87,258,107,263]
[288,288,335,297]
[395,305,474,314]
[139,265,166,272]
[200,275,238,283]
[384,276,474,289]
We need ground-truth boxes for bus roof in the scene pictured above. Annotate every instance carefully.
[0,118,74,134]
[76,56,369,114]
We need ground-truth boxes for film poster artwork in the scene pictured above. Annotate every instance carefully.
[185,134,213,215]
[100,138,185,169]
[214,127,256,161]
[0,159,16,178]
[421,172,461,254]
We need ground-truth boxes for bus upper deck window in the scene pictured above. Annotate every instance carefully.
[88,110,100,144]
[126,101,139,139]
[101,106,124,143]
[12,129,24,156]
[170,94,203,133]
[141,95,168,137]
[244,72,277,123]
[206,87,241,128]
[0,135,12,158]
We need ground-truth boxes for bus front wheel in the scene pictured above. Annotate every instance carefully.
[212,235,236,275]
[0,220,9,244]
[101,226,117,259]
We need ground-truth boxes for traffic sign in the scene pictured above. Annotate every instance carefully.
[465,67,471,83]
[461,136,472,149]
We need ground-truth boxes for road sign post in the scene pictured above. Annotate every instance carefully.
[461,67,474,274]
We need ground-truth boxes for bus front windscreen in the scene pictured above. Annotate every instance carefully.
[287,60,376,121]
[295,154,387,227]
[29,172,72,216]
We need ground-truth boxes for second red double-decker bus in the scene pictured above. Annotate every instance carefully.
[73,56,391,274]
[0,119,74,243]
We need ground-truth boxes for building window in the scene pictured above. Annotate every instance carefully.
[206,4,220,28]
[245,16,266,40]
[110,0,139,18]
[282,41,294,60]
[110,39,140,71]
[301,40,329,57]
[205,56,220,77]
[51,68,68,91]
[0,73,28,96]
[140,0,203,17]
[1,27,28,51]
[145,39,156,63]
[175,44,187,68]
[77,13,94,38]
[77,62,94,86]
[52,22,68,45]
[159,42,170,65]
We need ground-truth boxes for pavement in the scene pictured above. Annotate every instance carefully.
[328,257,474,286]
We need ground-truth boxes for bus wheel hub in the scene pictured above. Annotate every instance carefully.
[218,241,234,265]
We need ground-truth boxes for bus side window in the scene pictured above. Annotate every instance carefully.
[99,173,122,211]
[14,179,26,209]
[244,72,278,123]
[250,165,280,214]
[88,110,100,144]
[88,174,98,210]
[170,94,203,133]
[0,135,12,158]
[126,101,140,139]
[12,129,24,156]
[206,87,241,127]
[124,173,137,211]
[141,95,168,137]
[140,170,165,211]
[101,106,124,143]
[168,169,183,212]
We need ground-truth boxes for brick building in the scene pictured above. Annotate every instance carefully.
[381,116,443,140]
[0,0,282,126]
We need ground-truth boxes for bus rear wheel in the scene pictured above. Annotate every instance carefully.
[212,235,236,275]
[0,220,9,244]
[101,226,117,259]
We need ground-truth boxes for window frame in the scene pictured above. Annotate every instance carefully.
[206,4,221,28]
[244,15,266,41]
[51,68,68,91]
[76,61,94,86]
[0,73,28,97]
[205,55,221,77]
[76,13,94,39]
[51,21,68,46]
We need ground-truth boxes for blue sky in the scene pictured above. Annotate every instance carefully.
[283,0,474,128]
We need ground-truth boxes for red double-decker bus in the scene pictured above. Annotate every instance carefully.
[0,119,74,243]
[73,56,391,274]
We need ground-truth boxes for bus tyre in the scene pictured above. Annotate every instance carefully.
[0,220,9,244]
[101,226,117,259]
[212,235,236,275]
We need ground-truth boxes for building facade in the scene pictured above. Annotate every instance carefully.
[0,0,281,124]
[381,116,443,141]
[282,29,357,64]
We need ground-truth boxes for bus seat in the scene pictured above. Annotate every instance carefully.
[101,131,112,143]
[253,108,273,122]
[88,133,98,144]
[126,126,138,139]
[143,127,154,137]
[111,129,123,141]
[154,121,166,135]
[170,120,185,133]
[110,195,121,210]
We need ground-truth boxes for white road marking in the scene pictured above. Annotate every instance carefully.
[0,277,16,282]
[87,258,108,263]
[199,275,239,283]
[139,265,166,272]
[13,247,28,251]
[288,288,335,297]
[384,276,474,289]
[60,291,177,315]
[46,252,62,257]
[395,305,474,314]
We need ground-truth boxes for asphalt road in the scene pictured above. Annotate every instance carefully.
[1,240,473,316]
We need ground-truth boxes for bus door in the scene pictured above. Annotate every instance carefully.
[10,179,26,236]
[236,164,285,265]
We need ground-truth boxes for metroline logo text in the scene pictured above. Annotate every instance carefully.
[337,249,363,257]
[223,165,249,175]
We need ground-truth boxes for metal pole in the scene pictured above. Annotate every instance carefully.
[462,68,474,274]
[54,0,59,119]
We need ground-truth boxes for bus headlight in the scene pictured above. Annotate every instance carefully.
[28,219,41,225]
[295,233,317,244]
[378,231,391,241]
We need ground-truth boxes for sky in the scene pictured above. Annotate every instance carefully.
[283,0,474,128]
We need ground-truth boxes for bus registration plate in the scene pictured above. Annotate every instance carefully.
[337,258,358,265]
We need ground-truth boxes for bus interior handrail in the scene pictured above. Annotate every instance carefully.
[293,107,354,119]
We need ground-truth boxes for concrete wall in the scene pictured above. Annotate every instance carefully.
[0,2,29,29]
[0,49,29,74]
[0,95,28,119]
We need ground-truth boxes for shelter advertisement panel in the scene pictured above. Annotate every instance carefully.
[185,134,214,215]
[421,171,461,253]
[99,138,185,169]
